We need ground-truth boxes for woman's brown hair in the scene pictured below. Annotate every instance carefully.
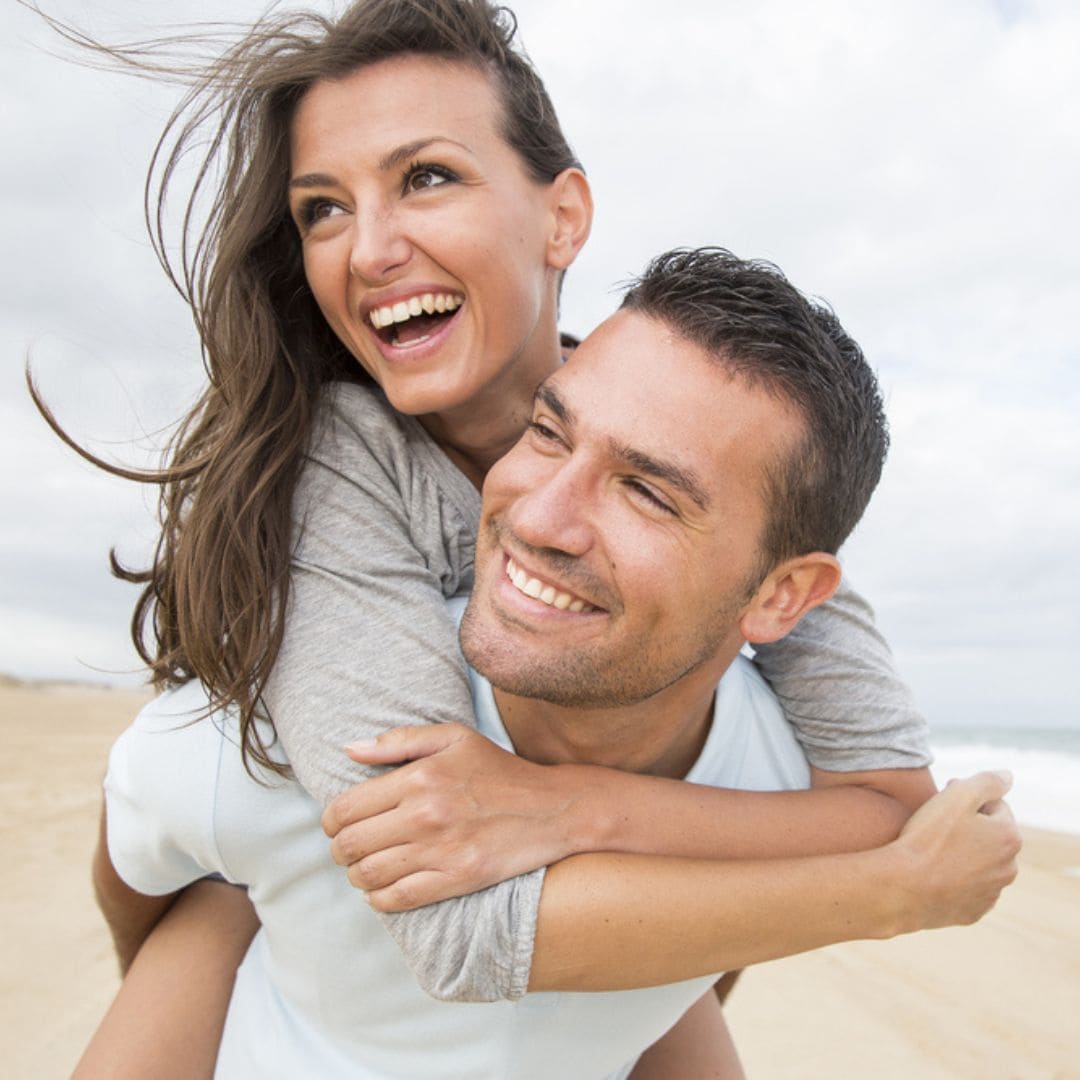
[31,0,581,775]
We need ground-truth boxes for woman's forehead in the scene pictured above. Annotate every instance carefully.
[294,55,502,144]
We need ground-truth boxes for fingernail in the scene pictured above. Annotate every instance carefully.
[345,740,377,752]
[993,769,1013,785]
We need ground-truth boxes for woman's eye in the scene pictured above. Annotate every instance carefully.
[403,163,456,194]
[295,198,342,229]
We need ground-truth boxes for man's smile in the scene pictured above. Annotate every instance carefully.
[505,555,597,613]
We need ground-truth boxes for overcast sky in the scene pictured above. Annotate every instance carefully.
[3,0,1077,731]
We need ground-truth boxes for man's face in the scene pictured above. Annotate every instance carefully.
[460,308,805,707]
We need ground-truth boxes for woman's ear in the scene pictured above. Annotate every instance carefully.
[546,168,593,270]
[740,553,842,645]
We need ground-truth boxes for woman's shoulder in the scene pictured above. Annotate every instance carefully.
[310,380,480,523]
[313,381,429,470]
[316,379,402,444]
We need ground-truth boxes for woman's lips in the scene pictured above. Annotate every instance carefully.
[368,291,463,347]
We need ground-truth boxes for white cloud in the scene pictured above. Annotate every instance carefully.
[3,0,1077,730]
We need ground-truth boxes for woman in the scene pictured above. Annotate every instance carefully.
[49,1,1014,1075]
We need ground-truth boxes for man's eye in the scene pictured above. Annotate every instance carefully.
[528,420,560,443]
[403,163,457,194]
[626,479,676,515]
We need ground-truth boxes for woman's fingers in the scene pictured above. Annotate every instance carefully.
[343,722,473,764]
[322,723,474,838]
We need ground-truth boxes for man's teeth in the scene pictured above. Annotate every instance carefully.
[369,293,462,330]
[506,558,594,613]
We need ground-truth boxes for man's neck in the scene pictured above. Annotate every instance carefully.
[491,654,735,780]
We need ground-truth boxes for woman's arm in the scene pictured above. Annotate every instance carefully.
[527,771,1018,992]
[261,387,555,1001]
[75,878,258,1080]
[323,724,935,911]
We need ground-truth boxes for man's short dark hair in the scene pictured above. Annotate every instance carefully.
[621,247,888,568]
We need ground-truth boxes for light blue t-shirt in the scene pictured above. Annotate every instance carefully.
[106,604,809,1079]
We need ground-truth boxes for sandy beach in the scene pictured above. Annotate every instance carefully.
[3,679,1078,1078]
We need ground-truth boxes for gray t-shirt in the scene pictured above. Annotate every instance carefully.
[263,381,930,1001]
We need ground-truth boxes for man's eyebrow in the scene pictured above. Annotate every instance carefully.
[535,383,710,512]
[535,383,573,426]
[615,444,711,513]
[290,137,474,190]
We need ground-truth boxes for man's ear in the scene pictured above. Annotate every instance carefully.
[740,553,842,645]
[545,168,593,270]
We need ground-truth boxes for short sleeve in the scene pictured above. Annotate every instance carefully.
[751,578,932,771]
[104,683,229,896]
[265,382,483,806]
[262,384,541,1000]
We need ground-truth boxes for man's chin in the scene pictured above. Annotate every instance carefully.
[462,603,580,703]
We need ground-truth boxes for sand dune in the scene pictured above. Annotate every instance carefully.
[3,680,1077,1078]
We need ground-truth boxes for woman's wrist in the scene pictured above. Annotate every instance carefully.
[847,845,914,940]
[545,763,628,859]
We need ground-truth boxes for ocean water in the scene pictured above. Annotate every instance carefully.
[929,726,1080,837]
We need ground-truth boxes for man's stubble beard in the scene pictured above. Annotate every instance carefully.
[458,591,744,709]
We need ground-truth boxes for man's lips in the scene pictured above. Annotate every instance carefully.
[504,555,598,613]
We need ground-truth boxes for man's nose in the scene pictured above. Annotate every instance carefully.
[507,462,595,560]
[348,203,411,284]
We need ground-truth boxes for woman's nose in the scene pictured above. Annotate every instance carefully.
[348,205,411,284]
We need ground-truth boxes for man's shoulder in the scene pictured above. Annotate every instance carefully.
[690,656,810,792]
[123,682,288,782]
[712,652,782,725]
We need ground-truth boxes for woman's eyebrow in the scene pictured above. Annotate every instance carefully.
[289,172,335,190]
[290,137,475,189]
[378,136,473,172]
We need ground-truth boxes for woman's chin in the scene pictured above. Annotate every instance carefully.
[378,378,477,420]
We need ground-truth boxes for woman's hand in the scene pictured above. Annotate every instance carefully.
[322,724,593,911]
[888,770,1021,932]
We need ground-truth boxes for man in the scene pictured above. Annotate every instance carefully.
[325,248,1013,996]
[90,250,1018,1076]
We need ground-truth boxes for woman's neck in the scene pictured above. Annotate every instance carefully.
[426,424,521,490]
[418,346,562,489]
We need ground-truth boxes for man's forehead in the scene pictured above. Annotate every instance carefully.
[553,309,693,395]
[544,308,804,498]
[549,309,740,427]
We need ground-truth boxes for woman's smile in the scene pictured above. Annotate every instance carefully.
[366,290,464,342]
[359,284,466,361]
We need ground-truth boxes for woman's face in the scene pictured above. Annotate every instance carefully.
[289,55,586,421]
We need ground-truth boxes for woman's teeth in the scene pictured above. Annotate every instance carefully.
[506,557,594,613]
[368,293,462,330]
